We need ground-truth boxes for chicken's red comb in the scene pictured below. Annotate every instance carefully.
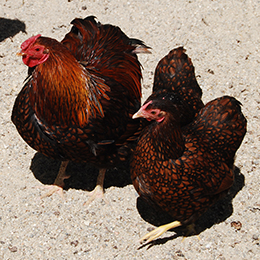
[141,100,153,110]
[21,34,41,50]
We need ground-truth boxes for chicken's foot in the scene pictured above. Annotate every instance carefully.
[84,168,107,206]
[39,160,70,200]
[140,221,182,244]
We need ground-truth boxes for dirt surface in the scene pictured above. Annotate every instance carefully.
[0,0,259,259]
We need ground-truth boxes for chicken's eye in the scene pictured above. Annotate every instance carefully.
[35,48,40,52]
[151,111,156,115]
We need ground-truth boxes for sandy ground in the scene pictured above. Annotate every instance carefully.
[0,0,259,259]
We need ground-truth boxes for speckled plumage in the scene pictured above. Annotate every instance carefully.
[12,16,149,167]
[11,16,149,199]
[153,47,204,123]
[131,93,247,232]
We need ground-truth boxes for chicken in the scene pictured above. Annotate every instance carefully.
[153,47,204,124]
[12,16,150,202]
[131,91,247,243]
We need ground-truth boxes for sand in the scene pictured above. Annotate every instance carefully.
[0,0,259,259]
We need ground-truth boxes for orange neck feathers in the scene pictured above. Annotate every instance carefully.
[29,38,109,127]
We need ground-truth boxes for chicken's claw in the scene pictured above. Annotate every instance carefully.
[39,185,65,200]
[140,221,182,244]
[83,168,108,206]
[35,160,69,200]
[83,184,108,206]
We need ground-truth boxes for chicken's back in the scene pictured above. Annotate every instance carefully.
[187,96,247,167]
[61,16,149,102]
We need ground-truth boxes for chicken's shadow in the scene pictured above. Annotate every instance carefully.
[0,18,26,42]
[136,166,245,246]
[30,152,132,191]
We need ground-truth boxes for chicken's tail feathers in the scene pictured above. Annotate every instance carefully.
[129,38,152,54]
[193,96,247,162]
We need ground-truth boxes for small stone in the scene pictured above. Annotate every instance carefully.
[207,69,214,74]
[231,221,242,231]
[252,234,259,240]
[8,246,17,252]
[53,211,60,216]
[175,250,185,257]
[205,242,212,249]
[71,240,79,247]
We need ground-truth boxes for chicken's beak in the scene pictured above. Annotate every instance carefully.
[16,51,25,57]
[133,101,153,119]
[132,109,143,119]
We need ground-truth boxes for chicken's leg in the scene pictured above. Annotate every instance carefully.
[84,168,107,206]
[139,221,182,244]
[181,223,200,242]
[39,160,70,199]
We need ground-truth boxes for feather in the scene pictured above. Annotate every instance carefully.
[12,16,149,200]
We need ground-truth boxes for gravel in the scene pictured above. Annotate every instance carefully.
[1,0,259,259]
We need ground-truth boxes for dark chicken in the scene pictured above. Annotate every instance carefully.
[153,47,204,124]
[131,92,247,243]
[12,16,150,202]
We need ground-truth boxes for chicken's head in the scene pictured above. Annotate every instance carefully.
[132,90,192,124]
[19,34,49,67]
[132,100,166,122]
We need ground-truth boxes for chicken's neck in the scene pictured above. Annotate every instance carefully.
[29,50,109,126]
[144,115,185,161]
